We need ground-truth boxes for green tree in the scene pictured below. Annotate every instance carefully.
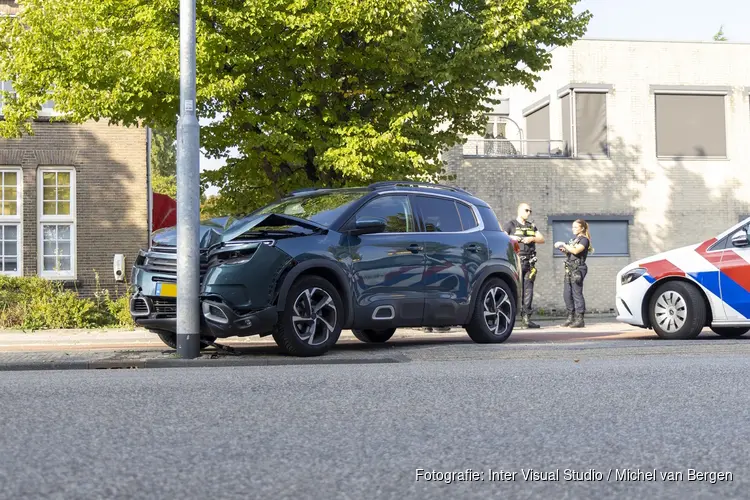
[714,25,727,41]
[0,0,591,215]
[149,126,177,198]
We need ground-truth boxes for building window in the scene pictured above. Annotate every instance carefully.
[559,86,610,158]
[484,114,507,139]
[0,168,21,275]
[524,102,551,156]
[654,93,726,158]
[0,81,14,116]
[38,168,76,278]
[481,114,517,157]
[550,217,631,257]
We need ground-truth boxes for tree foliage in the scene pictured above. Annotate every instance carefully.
[149,126,177,198]
[0,0,591,215]
[713,25,727,41]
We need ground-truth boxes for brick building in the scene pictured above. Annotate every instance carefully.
[0,1,149,296]
[443,38,750,315]
[0,119,149,294]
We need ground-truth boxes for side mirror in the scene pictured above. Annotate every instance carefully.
[731,229,749,248]
[350,216,386,236]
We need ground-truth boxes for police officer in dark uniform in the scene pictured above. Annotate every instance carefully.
[554,219,592,328]
[503,203,545,328]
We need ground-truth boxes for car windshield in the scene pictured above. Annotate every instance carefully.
[254,190,366,227]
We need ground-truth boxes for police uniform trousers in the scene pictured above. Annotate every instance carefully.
[520,257,535,316]
[563,263,587,314]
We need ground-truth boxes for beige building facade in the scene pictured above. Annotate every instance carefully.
[443,38,750,315]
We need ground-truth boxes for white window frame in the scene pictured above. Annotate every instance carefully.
[37,167,76,280]
[0,167,23,276]
[484,114,507,139]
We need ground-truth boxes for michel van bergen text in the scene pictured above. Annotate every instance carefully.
[415,468,733,484]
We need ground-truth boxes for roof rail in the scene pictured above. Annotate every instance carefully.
[367,181,469,194]
[289,187,321,196]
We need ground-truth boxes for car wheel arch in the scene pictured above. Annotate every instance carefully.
[469,263,520,314]
[641,276,714,329]
[274,259,355,328]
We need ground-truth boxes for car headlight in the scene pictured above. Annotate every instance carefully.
[621,267,646,285]
[208,240,274,266]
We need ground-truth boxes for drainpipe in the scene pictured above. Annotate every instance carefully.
[146,125,152,248]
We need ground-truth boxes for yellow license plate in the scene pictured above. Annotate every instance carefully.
[157,282,177,297]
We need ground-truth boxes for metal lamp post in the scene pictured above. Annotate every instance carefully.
[176,0,201,358]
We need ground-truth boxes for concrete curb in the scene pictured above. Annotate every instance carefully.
[0,353,411,372]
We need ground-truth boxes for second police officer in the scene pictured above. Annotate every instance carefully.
[503,203,545,329]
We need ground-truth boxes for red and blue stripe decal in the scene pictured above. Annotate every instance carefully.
[639,239,750,319]
[693,240,750,318]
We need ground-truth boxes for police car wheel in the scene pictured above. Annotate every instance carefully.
[648,281,705,340]
[465,277,515,343]
[351,328,396,343]
[710,326,750,338]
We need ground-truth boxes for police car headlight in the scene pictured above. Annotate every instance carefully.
[621,268,646,285]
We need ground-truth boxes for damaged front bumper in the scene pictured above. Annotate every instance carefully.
[129,292,280,338]
[129,238,293,338]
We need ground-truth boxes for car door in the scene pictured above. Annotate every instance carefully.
[720,222,750,322]
[345,194,426,328]
[413,194,488,326]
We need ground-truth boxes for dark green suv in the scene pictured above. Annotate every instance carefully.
[130,182,522,356]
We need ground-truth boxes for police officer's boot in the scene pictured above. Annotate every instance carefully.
[522,314,540,329]
[560,312,575,327]
[570,313,585,328]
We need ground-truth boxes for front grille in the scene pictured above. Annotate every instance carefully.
[142,245,209,280]
[153,298,177,316]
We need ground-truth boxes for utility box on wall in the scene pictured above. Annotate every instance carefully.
[113,254,125,282]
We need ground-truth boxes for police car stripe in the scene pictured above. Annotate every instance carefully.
[694,240,750,294]
[690,270,750,319]
[641,259,685,281]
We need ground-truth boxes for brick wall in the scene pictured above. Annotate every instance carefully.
[0,119,148,296]
[446,39,750,314]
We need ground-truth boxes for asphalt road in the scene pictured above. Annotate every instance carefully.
[1,341,748,499]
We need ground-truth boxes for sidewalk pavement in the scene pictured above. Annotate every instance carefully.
[0,316,632,351]
[0,317,652,371]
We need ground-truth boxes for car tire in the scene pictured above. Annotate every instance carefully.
[272,275,344,357]
[465,277,516,344]
[351,328,396,343]
[710,326,750,338]
[648,281,706,340]
[154,330,216,350]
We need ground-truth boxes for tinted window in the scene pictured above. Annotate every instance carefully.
[352,195,416,233]
[477,206,501,231]
[456,202,478,230]
[417,196,463,232]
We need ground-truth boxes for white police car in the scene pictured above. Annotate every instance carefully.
[615,217,750,339]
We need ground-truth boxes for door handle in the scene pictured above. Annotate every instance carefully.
[467,244,479,252]
[408,243,423,253]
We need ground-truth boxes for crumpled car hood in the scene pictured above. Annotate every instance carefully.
[149,213,326,249]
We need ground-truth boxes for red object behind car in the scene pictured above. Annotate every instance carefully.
[152,192,177,232]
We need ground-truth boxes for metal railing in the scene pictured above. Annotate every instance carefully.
[462,139,570,158]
